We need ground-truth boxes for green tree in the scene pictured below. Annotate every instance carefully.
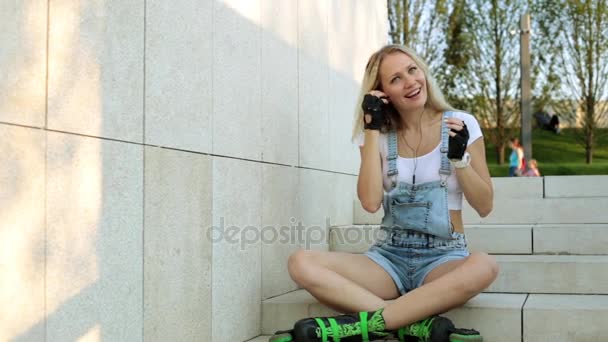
[532,0,608,163]
[457,0,526,164]
[528,0,563,118]
[441,0,474,110]
[388,0,449,68]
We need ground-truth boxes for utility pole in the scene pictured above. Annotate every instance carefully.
[520,13,532,162]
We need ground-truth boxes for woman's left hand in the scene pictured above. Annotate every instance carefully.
[446,118,469,160]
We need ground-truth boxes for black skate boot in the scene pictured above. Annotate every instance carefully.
[269,309,390,342]
[389,316,483,342]
[269,312,482,342]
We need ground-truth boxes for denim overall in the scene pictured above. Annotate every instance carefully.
[364,112,469,294]
[380,112,454,240]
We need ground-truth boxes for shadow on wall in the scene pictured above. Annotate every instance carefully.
[5,0,384,341]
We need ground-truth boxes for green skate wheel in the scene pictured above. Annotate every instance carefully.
[449,332,483,342]
[269,332,293,342]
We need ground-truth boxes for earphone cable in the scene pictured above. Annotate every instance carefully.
[401,108,425,184]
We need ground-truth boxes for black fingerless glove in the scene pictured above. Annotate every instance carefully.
[448,123,469,160]
[361,94,387,130]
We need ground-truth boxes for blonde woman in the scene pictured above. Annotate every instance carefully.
[271,45,498,342]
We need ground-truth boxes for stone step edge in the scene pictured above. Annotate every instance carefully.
[328,224,608,255]
[332,223,608,228]
[261,290,608,341]
[262,290,526,336]
[263,289,608,311]
[324,247,608,262]
[263,289,525,308]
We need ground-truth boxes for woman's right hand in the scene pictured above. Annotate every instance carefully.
[358,91,388,212]
[361,91,389,130]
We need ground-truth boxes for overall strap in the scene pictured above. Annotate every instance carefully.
[387,131,398,189]
[439,112,452,186]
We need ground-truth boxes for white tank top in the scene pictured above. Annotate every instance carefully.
[357,111,483,210]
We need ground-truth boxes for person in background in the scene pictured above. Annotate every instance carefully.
[523,159,541,177]
[549,114,560,134]
[508,137,524,177]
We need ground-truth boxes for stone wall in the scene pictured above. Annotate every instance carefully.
[0,1,388,341]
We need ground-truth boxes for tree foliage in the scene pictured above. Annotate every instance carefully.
[387,0,608,164]
[388,0,450,68]
[532,0,608,163]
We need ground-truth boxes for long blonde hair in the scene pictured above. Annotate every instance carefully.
[351,44,456,141]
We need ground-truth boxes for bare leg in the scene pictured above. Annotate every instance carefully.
[381,251,499,330]
[287,249,399,313]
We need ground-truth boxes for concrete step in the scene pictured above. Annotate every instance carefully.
[354,176,608,225]
[491,176,544,199]
[330,224,533,254]
[329,224,608,255]
[262,290,526,342]
[524,294,608,341]
[327,229,608,294]
[533,224,608,255]
[354,197,608,226]
[545,175,608,198]
[352,177,546,225]
[463,197,608,224]
[262,290,608,341]
[490,255,608,294]
[466,225,532,254]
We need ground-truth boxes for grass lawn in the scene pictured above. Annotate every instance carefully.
[484,128,608,176]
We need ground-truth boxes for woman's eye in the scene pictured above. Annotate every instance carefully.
[409,67,418,74]
[390,76,400,83]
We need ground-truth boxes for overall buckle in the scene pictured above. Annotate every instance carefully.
[438,169,451,187]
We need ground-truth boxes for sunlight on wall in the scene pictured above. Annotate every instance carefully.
[77,324,101,342]
[46,0,102,320]
[1,1,105,340]
[48,0,103,134]
[0,128,45,341]
[45,121,102,323]
[222,0,261,25]
[0,0,46,125]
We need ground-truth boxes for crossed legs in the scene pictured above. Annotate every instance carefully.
[287,249,499,330]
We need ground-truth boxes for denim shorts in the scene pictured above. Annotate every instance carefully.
[364,228,469,294]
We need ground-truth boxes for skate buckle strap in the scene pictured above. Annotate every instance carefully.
[315,312,372,342]
[314,318,329,342]
[327,318,341,342]
[359,312,370,342]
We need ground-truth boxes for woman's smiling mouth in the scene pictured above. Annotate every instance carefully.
[405,88,421,98]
